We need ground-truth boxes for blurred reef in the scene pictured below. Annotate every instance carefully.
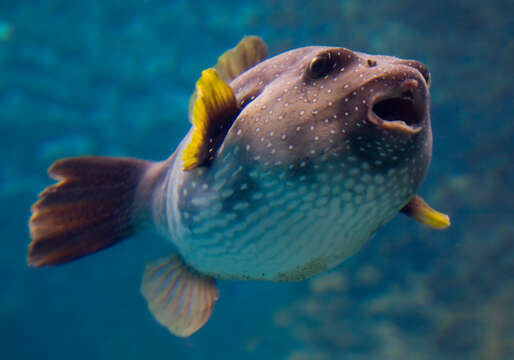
[0,0,512,359]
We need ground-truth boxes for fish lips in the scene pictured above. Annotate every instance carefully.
[367,78,428,134]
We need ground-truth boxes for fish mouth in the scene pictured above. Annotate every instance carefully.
[368,79,425,134]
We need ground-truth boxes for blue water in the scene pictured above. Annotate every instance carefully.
[2,1,513,359]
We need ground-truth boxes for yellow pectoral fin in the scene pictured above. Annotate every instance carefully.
[401,195,451,229]
[182,68,238,171]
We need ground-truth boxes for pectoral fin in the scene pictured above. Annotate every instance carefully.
[141,254,219,337]
[401,195,451,229]
[182,68,239,171]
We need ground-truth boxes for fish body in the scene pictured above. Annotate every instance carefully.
[27,37,449,337]
[160,46,432,281]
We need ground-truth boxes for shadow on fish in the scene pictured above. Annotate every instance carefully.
[27,36,450,337]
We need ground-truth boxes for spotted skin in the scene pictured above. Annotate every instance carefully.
[156,46,432,281]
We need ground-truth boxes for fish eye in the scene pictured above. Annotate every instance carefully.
[308,53,333,79]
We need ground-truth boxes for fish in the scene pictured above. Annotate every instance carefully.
[27,36,450,337]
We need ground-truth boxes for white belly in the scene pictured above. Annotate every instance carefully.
[166,154,414,281]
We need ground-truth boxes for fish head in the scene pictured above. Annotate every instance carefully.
[222,46,433,201]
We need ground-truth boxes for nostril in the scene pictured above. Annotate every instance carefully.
[367,59,377,67]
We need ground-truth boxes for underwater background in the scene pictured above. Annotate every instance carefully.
[2,0,513,359]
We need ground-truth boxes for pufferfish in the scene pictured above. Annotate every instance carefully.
[28,36,450,337]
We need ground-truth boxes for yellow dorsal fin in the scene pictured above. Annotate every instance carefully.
[401,195,451,229]
[214,35,268,83]
[182,69,238,171]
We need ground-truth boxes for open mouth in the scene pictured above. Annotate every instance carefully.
[369,81,425,134]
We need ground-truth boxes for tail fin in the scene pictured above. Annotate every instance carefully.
[28,156,159,267]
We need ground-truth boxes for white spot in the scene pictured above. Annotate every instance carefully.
[246,144,251,151]
[236,129,242,135]
[299,110,305,116]
[221,189,234,198]
[342,192,352,201]
[344,178,355,189]
[233,202,250,211]
[252,192,264,200]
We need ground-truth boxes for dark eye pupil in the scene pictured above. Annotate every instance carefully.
[309,54,331,79]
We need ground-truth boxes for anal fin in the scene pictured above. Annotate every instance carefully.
[141,254,219,337]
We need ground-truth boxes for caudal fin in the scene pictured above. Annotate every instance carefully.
[28,156,156,267]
